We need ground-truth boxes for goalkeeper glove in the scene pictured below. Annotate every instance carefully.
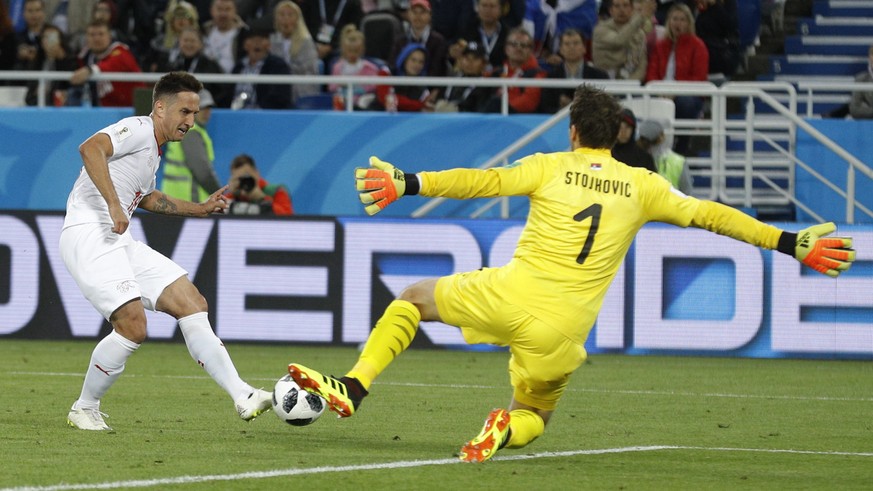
[354,156,419,215]
[777,222,855,277]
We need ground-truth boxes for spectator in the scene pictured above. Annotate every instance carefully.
[430,0,477,42]
[0,1,15,76]
[229,29,292,109]
[695,0,740,82]
[269,0,320,104]
[390,0,448,77]
[437,40,493,112]
[522,0,597,64]
[298,0,363,62]
[225,154,294,216]
[203,0,249,74]
[69,20,145,107]
[611,108,656,171]
[328,24,382,110]
[645,2,708,154]
[111,0,157,58]
[146,0,199,72]
[376,42,439,111]
[637,119,692,193]
[24,24,77,105]
[161,27,231,109]
[591,0,653,81]
[482,27,546,113]
[13,0,47,72]
[161,88,223,203]
[849,44,873,119]
[539,27,608,114]
[70,1,137,56]
[449,0,509,73]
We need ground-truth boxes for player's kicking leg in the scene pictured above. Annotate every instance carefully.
[287,364,368,417]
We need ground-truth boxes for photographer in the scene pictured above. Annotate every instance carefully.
[225,154,294,216]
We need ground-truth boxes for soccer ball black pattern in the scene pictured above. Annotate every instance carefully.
[272,374,326,426]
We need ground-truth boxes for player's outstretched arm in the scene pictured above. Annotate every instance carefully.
[690,201,854,277]
[139,186,228,217]
[354,156,420,215]
[776,222,855,277]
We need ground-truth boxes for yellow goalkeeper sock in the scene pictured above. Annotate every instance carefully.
[347,300,420,390]
[504,409,545,449]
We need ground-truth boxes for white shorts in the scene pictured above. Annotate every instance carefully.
[59,223,188,320]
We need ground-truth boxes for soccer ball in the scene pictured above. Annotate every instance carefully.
[272,374,326,426]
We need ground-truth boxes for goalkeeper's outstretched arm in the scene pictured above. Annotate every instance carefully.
[691,200,855,277]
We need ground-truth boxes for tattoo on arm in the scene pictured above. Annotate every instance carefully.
[150,194,180,215]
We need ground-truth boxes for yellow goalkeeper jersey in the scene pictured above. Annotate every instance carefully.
[418,147,781,344]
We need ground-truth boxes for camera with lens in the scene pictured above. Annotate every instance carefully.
[238,175,256,192]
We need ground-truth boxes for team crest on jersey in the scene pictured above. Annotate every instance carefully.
[113,124,132,141]
[591,163,602,170]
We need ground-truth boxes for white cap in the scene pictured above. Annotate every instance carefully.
[198,89,216,108]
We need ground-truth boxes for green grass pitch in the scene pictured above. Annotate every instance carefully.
[0,339,871,490]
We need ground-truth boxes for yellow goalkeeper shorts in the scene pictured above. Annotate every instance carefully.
[435,267,587,411]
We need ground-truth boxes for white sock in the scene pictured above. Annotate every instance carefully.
[178,312,252,401]
[74,330,139,410]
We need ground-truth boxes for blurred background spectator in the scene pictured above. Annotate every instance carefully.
[203,0,249,74]
[328,24,382,110]
[437,40,493,112]
[695,0,740,83]
[591,0,652,81]
[390,0,448,77]
[522,0,597,65]
[299,0,364,63]
[0,1,15,78]
[612,107,656,171]
[539,27,607,113]
[637,118,692,193]
[229,29,292,109]
[449,0,508,73]
[376,42,437,111]
[482,27,545,113]
[146,0,199,72]
[645,2,708,154]
[269,0,320,105]
[68,20,144,107]
[24,23,76,105]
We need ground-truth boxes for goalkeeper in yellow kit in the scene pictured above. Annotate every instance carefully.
[288,85,855,463]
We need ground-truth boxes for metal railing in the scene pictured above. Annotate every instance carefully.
[2,71,872,222]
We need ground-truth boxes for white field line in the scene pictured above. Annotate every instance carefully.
[9,371,873,403]
[3,445,872,491]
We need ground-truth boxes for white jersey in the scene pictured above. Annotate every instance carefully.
[63,116,160,229]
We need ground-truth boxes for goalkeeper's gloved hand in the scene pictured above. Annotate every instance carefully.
[355,156,418,215]
[777,222,855,277]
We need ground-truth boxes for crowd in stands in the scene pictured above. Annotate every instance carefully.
[1,0,745,114]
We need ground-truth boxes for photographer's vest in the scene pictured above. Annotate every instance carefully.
[655,150,685,189]
[161,124,214,202]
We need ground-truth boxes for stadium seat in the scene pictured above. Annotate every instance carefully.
[360,11,403,63]
[295,93,334,110]
[0,86,27,107]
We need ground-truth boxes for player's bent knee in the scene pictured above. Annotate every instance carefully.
[505,409,545,449]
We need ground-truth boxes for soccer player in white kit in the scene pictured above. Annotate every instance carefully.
[62,72,272,430]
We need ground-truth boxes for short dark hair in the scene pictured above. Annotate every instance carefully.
[568,84,622,149]
[152,71,203,105]
[231,154,257,170]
